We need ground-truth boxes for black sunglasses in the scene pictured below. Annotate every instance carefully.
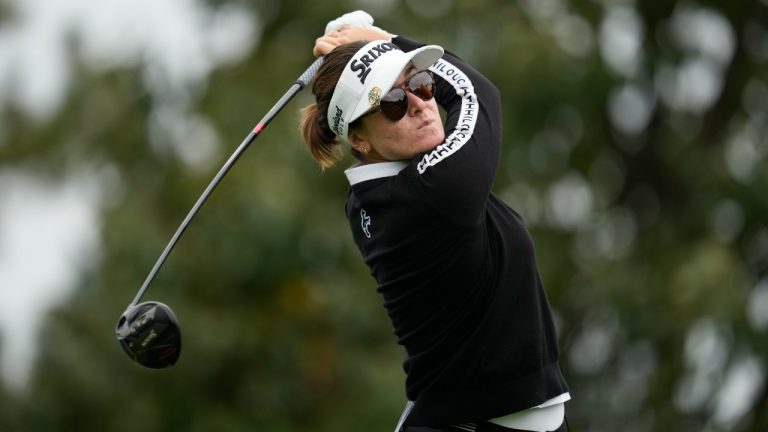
[366,70,436,122]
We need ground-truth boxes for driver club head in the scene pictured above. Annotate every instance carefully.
[116,301,181,369]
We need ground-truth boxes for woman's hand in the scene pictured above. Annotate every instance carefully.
[313,25,394,57]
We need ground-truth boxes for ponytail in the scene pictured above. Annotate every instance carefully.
[299,103,343,169]
[298,41,369,169]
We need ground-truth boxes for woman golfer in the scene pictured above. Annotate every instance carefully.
[299,13,570,432]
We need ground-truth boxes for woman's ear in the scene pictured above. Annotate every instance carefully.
[349,131,371,154]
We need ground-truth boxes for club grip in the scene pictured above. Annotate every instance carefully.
[296,57,324,89]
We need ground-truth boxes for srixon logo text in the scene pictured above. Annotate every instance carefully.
[349,42,399,84]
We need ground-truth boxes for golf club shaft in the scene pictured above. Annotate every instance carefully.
[131,57,324,306]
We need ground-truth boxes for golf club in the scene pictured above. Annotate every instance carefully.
[116,57,324,369]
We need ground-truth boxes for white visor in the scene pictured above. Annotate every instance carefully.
[327,40,444,141]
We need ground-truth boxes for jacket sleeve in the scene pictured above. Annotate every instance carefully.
[393,36,503,228]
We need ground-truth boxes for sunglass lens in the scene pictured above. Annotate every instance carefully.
[380,88,408,121]
[408,71,435,100]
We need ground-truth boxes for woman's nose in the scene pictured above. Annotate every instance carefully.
[406,91,427,116]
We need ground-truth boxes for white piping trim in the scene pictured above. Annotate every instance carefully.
[344,161,408,185]
[393,401,414,432]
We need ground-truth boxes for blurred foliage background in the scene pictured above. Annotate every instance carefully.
[0,0,767,431]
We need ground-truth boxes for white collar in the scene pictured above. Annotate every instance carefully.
[344,161,408,185]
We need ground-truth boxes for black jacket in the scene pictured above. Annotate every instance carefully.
[344,36,569,426]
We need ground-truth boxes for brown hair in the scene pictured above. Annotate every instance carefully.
[299,41,368,169]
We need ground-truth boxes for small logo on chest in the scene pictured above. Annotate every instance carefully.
[360,209,372,238]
